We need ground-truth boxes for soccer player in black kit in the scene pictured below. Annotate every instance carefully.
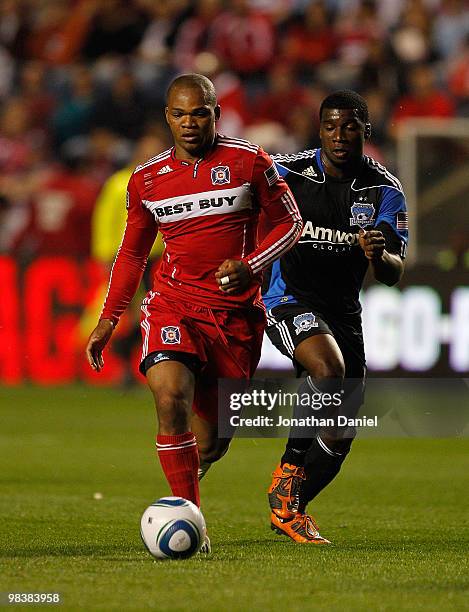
[263,91,408,544]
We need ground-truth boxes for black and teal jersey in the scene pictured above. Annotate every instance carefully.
[262,148,408,316]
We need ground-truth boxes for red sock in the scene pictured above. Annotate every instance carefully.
[156,432,200,507]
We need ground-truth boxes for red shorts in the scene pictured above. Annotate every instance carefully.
[139,291,266,423]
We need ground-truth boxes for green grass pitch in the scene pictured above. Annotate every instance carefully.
[1,386,468,611]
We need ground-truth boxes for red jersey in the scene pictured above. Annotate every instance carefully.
[101,134,302,325]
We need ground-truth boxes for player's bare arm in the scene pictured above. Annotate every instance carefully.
[215,259,252,294]
[85,318,114,372]
[359,229,404,286]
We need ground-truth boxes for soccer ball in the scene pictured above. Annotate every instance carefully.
[140,497,206,560]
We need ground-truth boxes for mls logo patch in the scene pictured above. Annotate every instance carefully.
[152,352,170,365]
[293,313,319,335]
[161,326,181,344]
[211,165,230,185]
[350,202,375,229]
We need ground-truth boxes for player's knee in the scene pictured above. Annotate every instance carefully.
[157,388,190,411]
[310,355,345,381]
[153,387,192,432]
[150,375,190,408]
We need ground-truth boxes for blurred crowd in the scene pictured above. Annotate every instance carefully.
[1,0,469,262]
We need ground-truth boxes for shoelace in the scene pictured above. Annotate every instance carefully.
[287,468,306,512]
[293,514,320,537]
[302,514,320,532]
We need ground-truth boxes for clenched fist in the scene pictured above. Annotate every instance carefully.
[215,259,252,294]
[358,229,386,261]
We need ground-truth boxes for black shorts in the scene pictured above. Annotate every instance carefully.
[267,303,367,430]
[266,303,366,379]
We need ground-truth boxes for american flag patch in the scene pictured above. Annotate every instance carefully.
[396,211,408,230]
[264,163,280,187]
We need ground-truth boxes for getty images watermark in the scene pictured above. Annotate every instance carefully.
[228,387,377,428]
[218,378,469,438]
[218,378,374,438]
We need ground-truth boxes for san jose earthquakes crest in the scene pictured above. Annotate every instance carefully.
[161,326,181,344]
[293,313,319,335]
[211,165,230,185]
[350,202,375,229]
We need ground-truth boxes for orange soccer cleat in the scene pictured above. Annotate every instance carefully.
[268,463,306,519]
[270,511,331,544]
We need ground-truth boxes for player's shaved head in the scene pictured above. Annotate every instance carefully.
[165,73,220,161]
[320,90,369,123]
[166,74,217,107]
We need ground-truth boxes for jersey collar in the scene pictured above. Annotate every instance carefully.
[170,134,219,166]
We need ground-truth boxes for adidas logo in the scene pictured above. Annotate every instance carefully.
[302,166,317,178]
[157,165,173,175]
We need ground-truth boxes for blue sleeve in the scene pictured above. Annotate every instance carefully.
[375,186,408,257]
[274,161,289,178]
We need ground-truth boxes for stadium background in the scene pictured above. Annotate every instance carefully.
[0,0,468,384]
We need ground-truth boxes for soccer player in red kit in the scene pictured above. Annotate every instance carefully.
[86,74,302,552]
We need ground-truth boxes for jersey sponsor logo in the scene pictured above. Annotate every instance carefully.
[350,201,375,228]
[161,326,181,344]
[211,165,230,185]
[152,196,237,218]
[157,165,173,175]
[293,313,319,335]
[301,221,359,246]
[264,162,280,186]
[143,186,252,224]
[301,165,317,178]
[396,211,408,230]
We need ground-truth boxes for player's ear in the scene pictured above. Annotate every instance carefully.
[214,105,221,121]
[164,107,169,125]
[364,123,371,140]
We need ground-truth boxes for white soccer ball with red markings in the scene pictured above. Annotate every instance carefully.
[140,497,206,560]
